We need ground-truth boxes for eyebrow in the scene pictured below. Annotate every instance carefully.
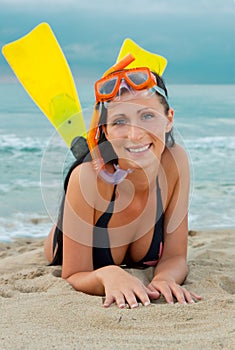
[137,107,152,114]
[107,113,126,120]
[107,106,155,121]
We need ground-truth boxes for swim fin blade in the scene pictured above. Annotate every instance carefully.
[2,22,87,149]
[116,38,167,76]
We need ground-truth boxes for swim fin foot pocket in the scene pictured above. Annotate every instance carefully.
[70,136,89,160]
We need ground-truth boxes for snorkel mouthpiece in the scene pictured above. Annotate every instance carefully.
[99,165,133,185]
[87,104,133,185]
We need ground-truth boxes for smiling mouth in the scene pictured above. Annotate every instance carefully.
[125,144,152,153]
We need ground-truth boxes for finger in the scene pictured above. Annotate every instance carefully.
[123,291,139,309]
[174,287,201,304]
[135,290,151,307]
[114,294,127,309]
[176,287,202,304]
[103,294,115,308]
[170,285,187,304]
[145,286,161,300]
[157,283,175,304]
[182,288,196,304]
[189,290,203,301]
[146,283,157,292]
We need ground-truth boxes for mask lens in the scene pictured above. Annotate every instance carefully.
[97,76,118,96]
[126,71,149,87]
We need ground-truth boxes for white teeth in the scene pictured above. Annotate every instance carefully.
[127,144,150,153]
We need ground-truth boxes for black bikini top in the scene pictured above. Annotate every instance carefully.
[93,178,164,270]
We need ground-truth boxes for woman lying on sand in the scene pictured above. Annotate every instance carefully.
[44,49,202,309]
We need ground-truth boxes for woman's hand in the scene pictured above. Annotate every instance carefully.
[96,265,160,309]
[147,277,202,304]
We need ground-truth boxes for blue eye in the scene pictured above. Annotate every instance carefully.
[113,119,127,126]
[142,113,154,120]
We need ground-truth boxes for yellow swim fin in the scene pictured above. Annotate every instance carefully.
[2,22,86,149]
[116,38,167,76]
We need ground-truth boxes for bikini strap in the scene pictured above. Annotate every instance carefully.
[156,177,163,222]
[94,184,117,228]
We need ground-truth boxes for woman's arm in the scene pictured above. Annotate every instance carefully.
[149,216,195,304]
[148,145,202,303]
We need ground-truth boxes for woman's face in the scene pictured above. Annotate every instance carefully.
[105,91,174,170]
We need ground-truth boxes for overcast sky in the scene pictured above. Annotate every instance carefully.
[0,0,234,84]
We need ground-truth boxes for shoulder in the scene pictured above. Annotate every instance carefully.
[65,162,97,207]
[163,143,189,165]
[68,161,97,186]
[159,144,190,211]
[66,161,116,209]
[159,144,191,235]
[161,143,190,181]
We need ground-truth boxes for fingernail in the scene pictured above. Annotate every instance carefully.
[189,300,195,304]
[144,301,150,307]
[119,304,126,308]
[131,303,138,309]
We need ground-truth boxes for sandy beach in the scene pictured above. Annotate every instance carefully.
[0,228,234,350]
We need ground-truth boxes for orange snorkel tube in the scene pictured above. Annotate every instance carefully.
[87,54,135,184]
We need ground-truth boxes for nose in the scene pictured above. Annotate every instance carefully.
[127,123,144,141]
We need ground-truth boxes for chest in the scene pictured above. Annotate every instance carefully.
[94,188,163,265]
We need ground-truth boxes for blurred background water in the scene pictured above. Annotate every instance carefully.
[0,82,234,241]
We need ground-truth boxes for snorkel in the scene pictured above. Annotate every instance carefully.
[87,54,135,185]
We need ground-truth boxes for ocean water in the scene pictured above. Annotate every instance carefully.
[0,82,234,242]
